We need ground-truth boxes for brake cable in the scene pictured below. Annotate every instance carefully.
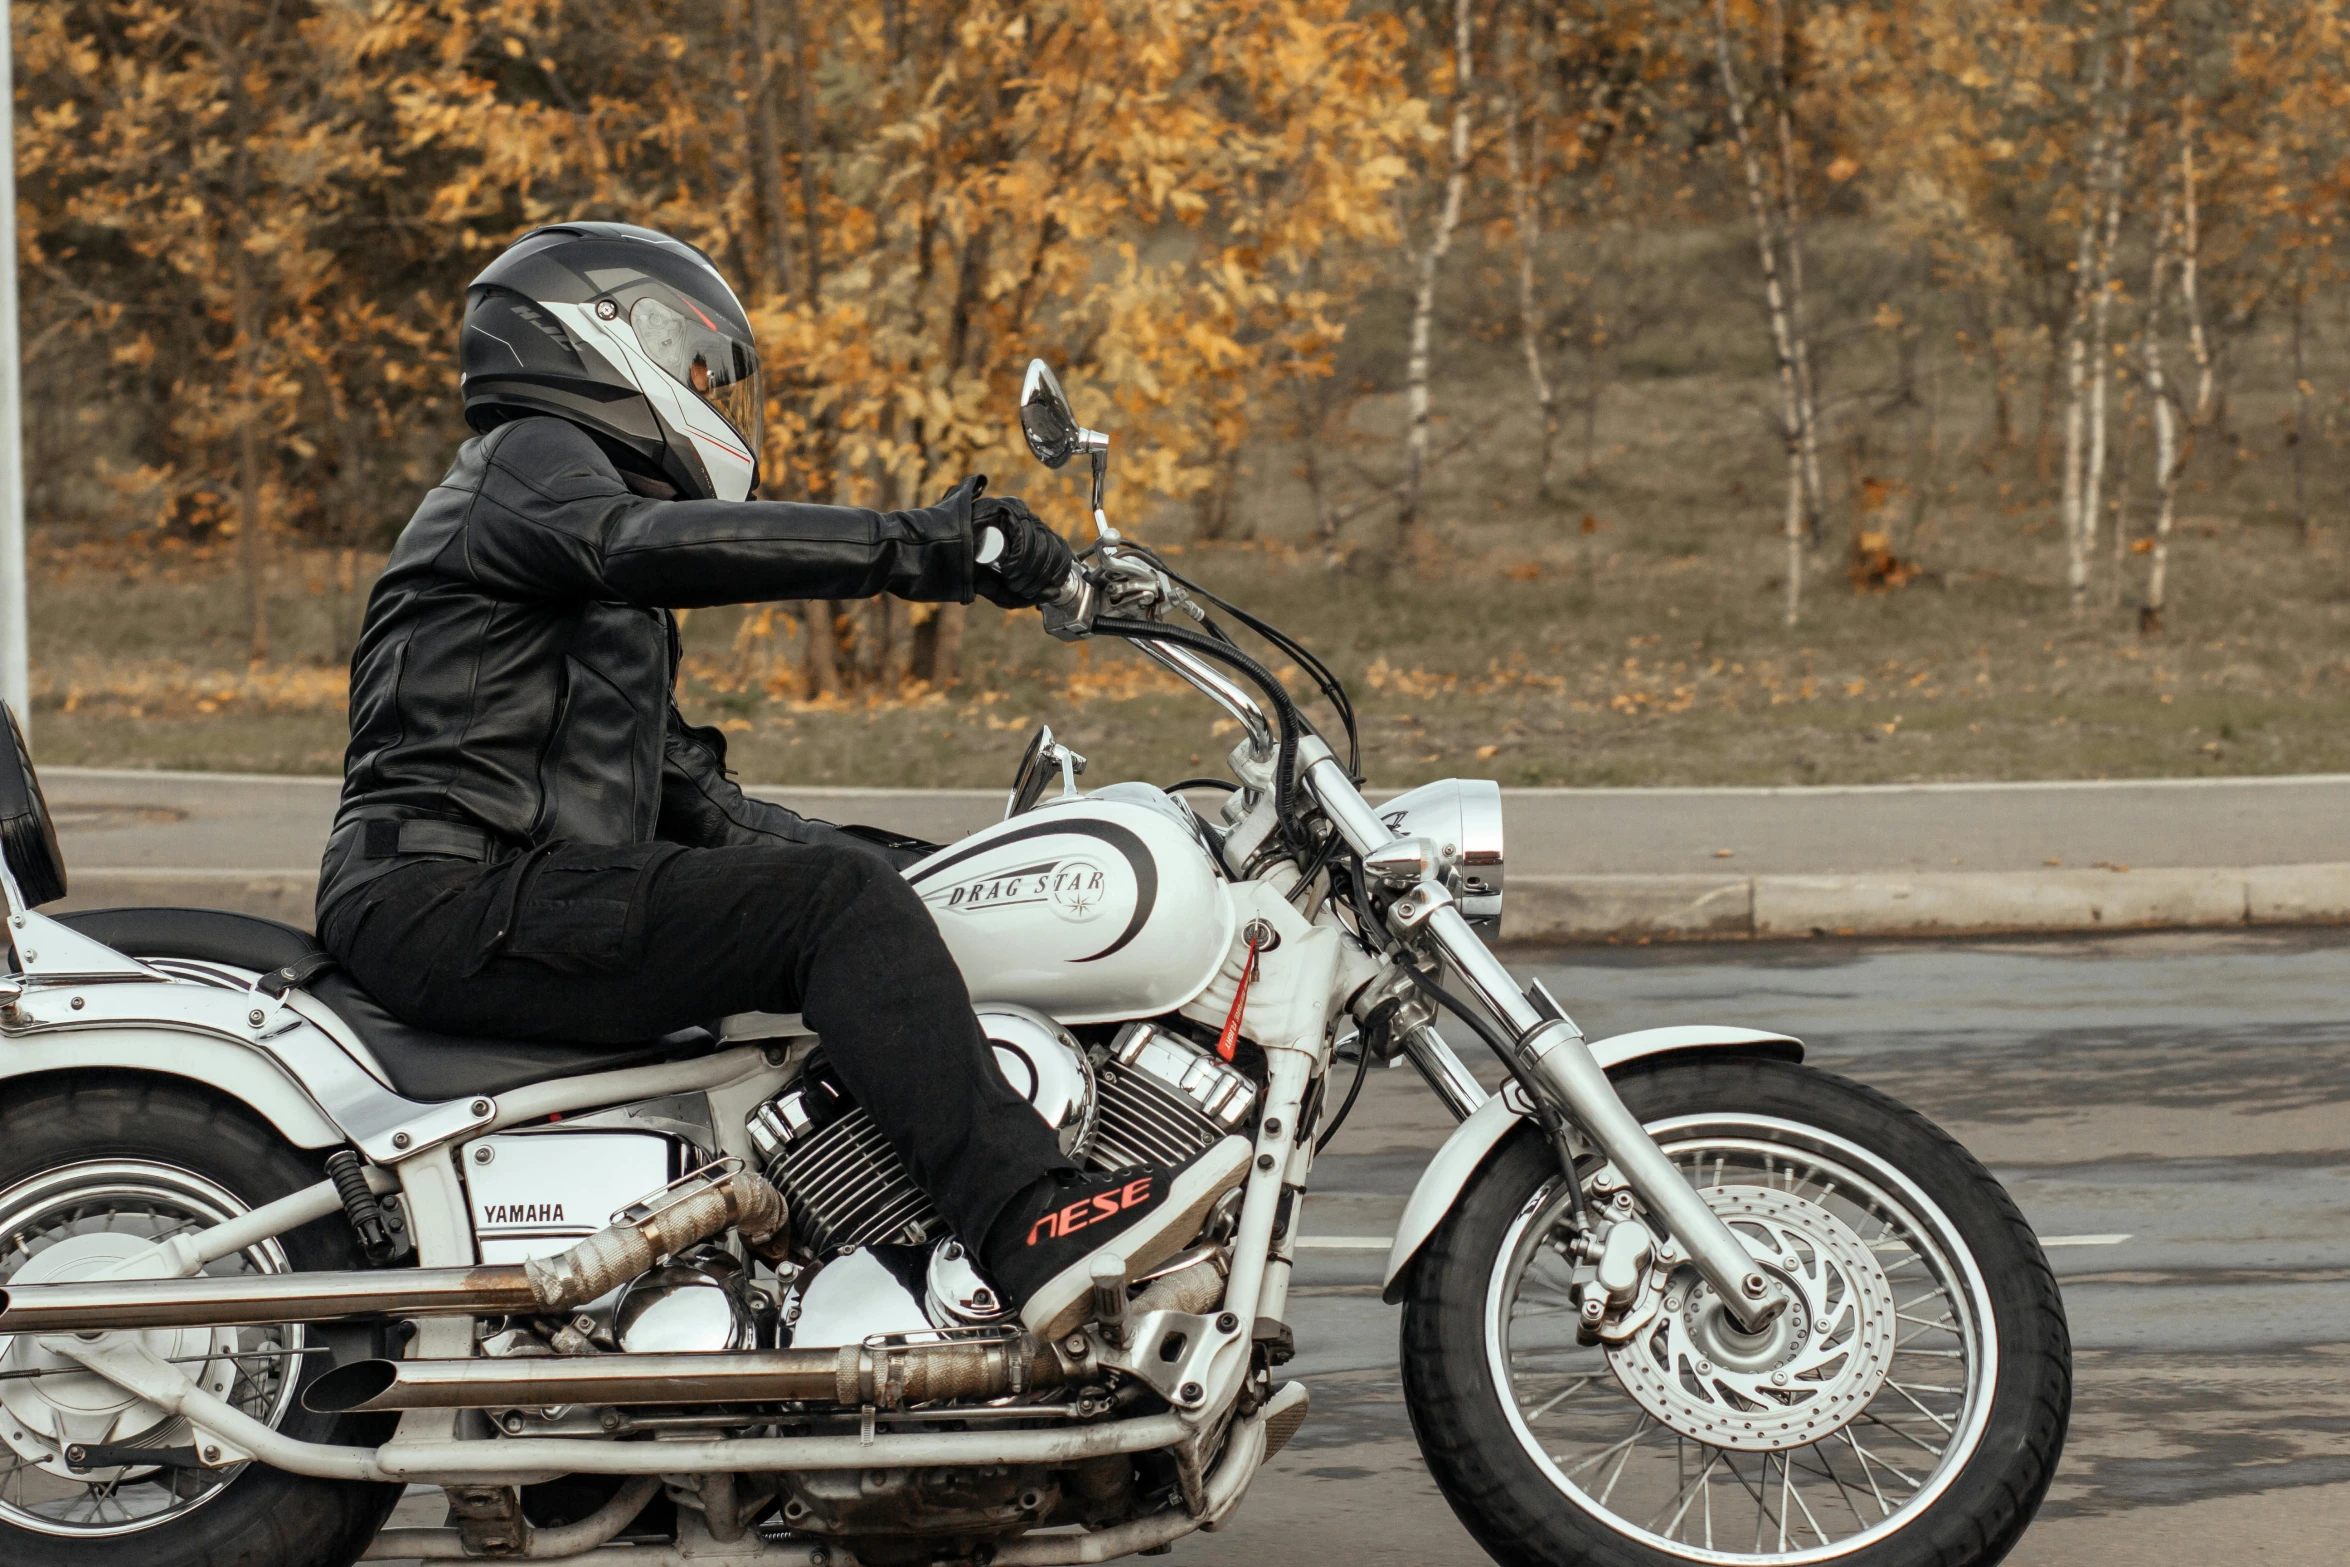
[1109,542,1360,780]
[1093,615,1312,855]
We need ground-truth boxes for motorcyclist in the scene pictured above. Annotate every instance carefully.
[316,222,1246,1338]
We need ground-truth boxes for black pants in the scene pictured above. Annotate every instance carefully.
[319,840,1071,1247]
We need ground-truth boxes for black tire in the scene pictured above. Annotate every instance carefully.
[1400,1055,2070,1567]
[0,1074,402,1567]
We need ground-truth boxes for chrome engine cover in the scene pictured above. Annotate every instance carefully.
[978,1005,1098,1159]
[462,1129,684,1265]
[787,1245,935,1348]
[613,1251,759,1354]
[925,1238,1009,1326]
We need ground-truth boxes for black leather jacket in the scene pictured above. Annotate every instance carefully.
[317,416,977,921]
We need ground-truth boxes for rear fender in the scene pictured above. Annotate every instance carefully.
[0,1025,347,1149]
[1380,1026,1802,1303]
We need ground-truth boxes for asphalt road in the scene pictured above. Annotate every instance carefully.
[1160,929,2350,1566]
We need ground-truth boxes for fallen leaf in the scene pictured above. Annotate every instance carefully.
[1475,744,1500,759]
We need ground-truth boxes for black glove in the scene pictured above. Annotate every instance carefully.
[973,494,1077,609]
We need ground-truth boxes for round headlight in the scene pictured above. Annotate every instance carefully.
[1375,779,1504,929]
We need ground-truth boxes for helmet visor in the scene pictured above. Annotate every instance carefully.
[629,294,764,461]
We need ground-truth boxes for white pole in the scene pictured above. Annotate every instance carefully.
[0,3,26,736]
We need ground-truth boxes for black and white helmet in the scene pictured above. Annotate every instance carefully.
[460,222,764,502]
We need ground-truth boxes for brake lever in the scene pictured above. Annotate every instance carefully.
[1041,548,1191,642]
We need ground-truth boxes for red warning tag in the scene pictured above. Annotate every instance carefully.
[1215,931,1263,1063]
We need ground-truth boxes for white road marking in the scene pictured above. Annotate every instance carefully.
[2038,1233,2132,1247]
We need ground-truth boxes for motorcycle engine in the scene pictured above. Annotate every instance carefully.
[747,1014,1257,1264]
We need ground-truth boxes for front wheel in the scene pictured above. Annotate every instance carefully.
[1401,1056,2070,1567]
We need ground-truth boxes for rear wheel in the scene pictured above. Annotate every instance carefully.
[1401,1056,2070,1567]
[0,1076,399,1567]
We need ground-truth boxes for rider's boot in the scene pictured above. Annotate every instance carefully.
[983,1136,1252,1342]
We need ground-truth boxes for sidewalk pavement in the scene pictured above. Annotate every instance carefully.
[38,767,2350,942]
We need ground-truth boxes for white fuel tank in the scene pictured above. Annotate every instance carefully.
[905,790,1232,1024]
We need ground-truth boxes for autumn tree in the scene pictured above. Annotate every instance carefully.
[17,0,466,661]
[403,0,1417,687]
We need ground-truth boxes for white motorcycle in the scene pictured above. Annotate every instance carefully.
[0,362,2068,1567]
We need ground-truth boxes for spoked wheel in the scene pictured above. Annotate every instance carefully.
[0,1077,399,1567]
[0,1160,305,1533]
[1401,1056,2069,1567]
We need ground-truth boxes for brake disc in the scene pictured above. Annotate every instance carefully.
[1603,1184,1896,1453]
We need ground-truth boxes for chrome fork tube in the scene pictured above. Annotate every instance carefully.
[1414,898,1784,1328]
[1300,753,1783,1329]
[1399,1022,1488,1123]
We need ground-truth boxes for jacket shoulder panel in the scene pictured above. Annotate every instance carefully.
[478,417,636,510]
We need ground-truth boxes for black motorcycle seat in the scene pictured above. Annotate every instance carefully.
[54,907,716,1104]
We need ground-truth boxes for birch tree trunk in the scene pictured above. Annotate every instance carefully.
[1764,0,1825,537]
[2146,105,2214,634]
[1711,0,1807,627]
[2059,33,2134,615]
[1396,0,1474,550]
[2077,134,2128,609]
[1500,70,1559,498]
[2178,126,2215,423]
[2142,210,2179,634]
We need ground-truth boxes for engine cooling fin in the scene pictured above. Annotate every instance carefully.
[1088,1060,1227,1170]
[754,1100,942,1258]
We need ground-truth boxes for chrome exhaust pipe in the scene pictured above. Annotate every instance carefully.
[306,1333,1062,1415]
[0,1166,787,1337]
[0,1265,542,1333]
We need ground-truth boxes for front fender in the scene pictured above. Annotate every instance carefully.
[1379,1026,1801,1303]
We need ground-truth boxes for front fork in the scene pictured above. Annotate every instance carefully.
[1389,883,1789,1333]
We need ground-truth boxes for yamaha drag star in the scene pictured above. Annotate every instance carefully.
[0,361,2068,1567]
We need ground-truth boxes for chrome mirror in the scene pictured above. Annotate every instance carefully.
[1019,360,1111,514]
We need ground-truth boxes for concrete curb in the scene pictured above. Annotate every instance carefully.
[53,862,2350,944]
[1503,864,2350,943]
